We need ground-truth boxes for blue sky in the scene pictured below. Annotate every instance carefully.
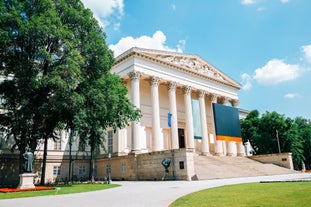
[82,0,311,119]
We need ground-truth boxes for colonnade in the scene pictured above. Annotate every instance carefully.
[128,71,244,156]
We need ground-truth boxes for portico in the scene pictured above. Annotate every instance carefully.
[111,47,243,157]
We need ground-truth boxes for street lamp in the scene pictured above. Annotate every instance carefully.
[107,153,111,184]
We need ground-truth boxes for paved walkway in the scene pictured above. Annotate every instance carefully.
[1,173,310,207]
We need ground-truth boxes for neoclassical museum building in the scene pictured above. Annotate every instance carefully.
[0,47,247,184]
[111,47,244,156]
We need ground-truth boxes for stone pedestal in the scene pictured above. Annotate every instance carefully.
[18,173,35,189]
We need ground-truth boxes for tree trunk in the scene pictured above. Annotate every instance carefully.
[40,135,48,185]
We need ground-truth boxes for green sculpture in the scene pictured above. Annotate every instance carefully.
[161,157,171,173]
[22,150,34,173]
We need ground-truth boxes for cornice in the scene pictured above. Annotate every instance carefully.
[112,47,241,90]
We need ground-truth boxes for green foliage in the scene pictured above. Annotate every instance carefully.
[0,0,141,182]
[241,110,310,169]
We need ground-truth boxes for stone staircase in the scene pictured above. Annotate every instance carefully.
[193,154,297,180]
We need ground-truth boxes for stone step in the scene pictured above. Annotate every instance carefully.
[194,155,297,180]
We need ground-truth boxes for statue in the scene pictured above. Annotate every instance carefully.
[161,158,171,181]
[161,157,171,173]
[17,148,35,189]
[22,150,34,173]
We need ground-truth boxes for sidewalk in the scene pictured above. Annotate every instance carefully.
[1,173,310,207]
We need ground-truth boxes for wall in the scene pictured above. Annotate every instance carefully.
[96,149,195,181]
[248,152,294,170]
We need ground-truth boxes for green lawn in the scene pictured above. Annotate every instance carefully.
[170,182,311,207]
[0,184,120,199]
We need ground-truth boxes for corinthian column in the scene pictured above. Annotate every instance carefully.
[199,90,210,155]
[211,94,223,155]
[150,76,162,151]
[129,71,142,153]
[167,81,179,149]
[231,99,245,156]
[183,86,194,150]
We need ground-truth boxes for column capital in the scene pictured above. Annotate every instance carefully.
[220,96,229,105]
[121,78,128,85]
[128,71,142,81]
[230,99,239,108]
[210,93,218,103]
[198,90,206,98]
[149,76,160,86]
[167,81,177,91]
[183,86,192,95]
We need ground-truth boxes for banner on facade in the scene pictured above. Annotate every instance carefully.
[212,103,242,142]
[168,112,172,127]
[191,99,202,139]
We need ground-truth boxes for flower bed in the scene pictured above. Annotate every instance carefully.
[0,186,55,193]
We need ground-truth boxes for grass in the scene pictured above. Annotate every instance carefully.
[0,184,120,199]
[170,182,311,207]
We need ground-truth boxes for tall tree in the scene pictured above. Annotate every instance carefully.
[0,0,140,184]
[240,110,260,146]
[294,117,311,169]
[241,110,305,169]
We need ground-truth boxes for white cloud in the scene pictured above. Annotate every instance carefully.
[81,0,124,29]
[241,73,253,90]
[253,59,301,85]
[256,7,265,12]
[241,0,256,5]
[280,0,289,3]
[109,30,186,57]
[284,93,299,99]
[302,44,311,64]
[171,4,176,10]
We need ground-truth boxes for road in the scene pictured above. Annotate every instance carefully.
[1,173,310,207]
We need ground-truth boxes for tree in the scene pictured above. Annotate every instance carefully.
[0,0,141,184]
[294,117,311,169]
[240,110,260,146]
[240,110,305,169]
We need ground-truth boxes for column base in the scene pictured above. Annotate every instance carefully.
[130,149,144,154]
[237,153,245,157]
[18,173,35,189]
[201,152,212,156]
[186,148,195,152]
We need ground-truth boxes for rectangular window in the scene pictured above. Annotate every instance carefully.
[108,130,113,154]
[121,162,126,174]
[179,161,185,170]
[79,165,86,175]
[53,166,61,176]
[54,139,62,150]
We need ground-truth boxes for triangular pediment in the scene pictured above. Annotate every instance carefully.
[136,48,240,88]
[114,47,241,89]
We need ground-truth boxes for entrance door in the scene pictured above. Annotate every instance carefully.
[178,128,185,148]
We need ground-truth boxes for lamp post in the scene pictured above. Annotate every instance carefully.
[107,153,111,184]
[276,129,281,153]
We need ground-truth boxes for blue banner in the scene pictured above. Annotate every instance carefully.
[168,112,172,127]
[191,99,202,139]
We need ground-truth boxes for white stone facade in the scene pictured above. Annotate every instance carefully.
[110,47,243,157]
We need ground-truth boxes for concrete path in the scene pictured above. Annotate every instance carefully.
[1,173,310,207]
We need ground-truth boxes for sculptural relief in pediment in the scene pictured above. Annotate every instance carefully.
[153,55,226,82]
